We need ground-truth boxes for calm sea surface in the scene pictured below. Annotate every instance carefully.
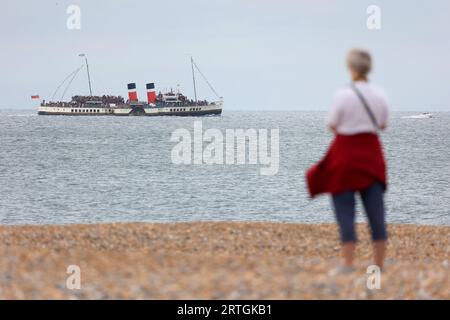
[0,110,449,225]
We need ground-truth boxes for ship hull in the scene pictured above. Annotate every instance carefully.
[37,103,223,116]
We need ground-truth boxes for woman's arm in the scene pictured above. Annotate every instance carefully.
[326,90,344,134]
[378,89,389,131]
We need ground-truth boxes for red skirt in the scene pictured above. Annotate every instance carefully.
[306,133,387,198]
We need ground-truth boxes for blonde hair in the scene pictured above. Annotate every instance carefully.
[347,49,372,77]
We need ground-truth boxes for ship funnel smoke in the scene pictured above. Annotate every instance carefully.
[146,83,156,104]
[127,83,138,101]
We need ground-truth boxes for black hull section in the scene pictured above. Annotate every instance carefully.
[38,109,222,116]
[149,109,222,117]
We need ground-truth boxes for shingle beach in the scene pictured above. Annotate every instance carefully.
[0,222,448,299]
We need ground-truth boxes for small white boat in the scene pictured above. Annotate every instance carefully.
[401,113,433,119]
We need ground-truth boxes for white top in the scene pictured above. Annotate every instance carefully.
[326,81,389,135]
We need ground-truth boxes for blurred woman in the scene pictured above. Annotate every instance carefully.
[307,49,389,271]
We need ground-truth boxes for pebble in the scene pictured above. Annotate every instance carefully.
[0,222,448,299]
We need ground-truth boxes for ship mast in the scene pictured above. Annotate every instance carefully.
[190,57,222,101]
[79,53,93,96]
[190,56,198,105]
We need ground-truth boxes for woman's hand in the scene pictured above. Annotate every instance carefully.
[329,125,338,134]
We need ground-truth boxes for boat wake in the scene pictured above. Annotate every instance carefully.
[401,113,433,119]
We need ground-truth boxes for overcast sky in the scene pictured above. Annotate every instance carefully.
[1,0,450,111]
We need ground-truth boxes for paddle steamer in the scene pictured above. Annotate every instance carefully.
[37,56,223,116]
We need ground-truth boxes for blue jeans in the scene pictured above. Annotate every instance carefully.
[332,182,387,243]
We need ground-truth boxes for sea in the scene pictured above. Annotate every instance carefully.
[0,110,449,225]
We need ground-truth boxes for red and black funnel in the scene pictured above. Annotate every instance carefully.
[127,83,138,102]
[146,83,156,104]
